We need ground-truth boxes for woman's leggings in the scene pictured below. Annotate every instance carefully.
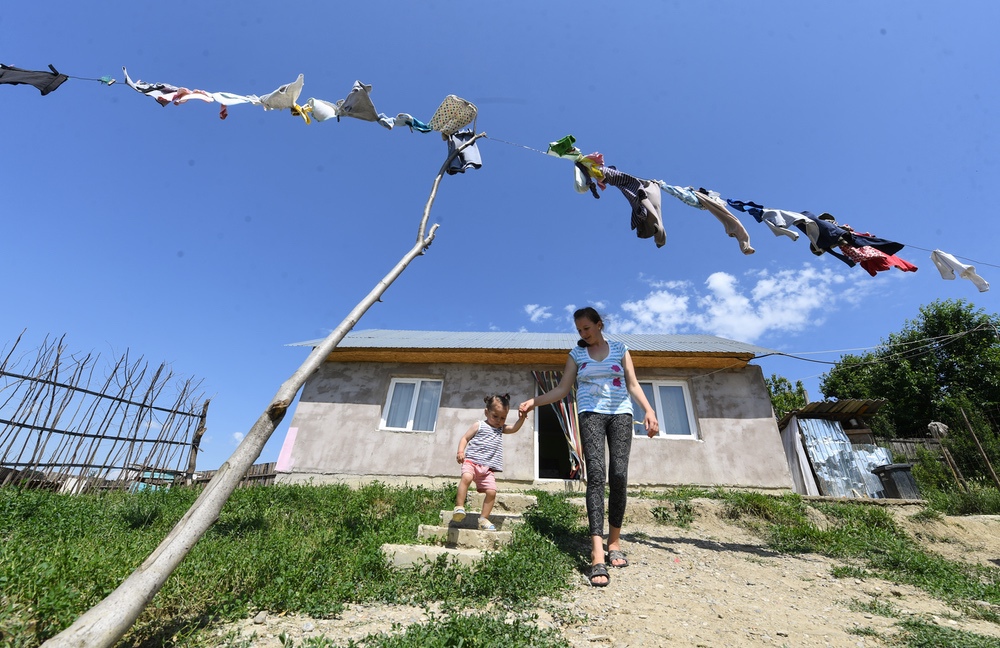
[579,411,633,537]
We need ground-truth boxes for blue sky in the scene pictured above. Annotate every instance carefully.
[4,2,997,471]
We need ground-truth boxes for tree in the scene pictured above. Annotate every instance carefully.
[820,298,1000,439]
[765,373,808,420]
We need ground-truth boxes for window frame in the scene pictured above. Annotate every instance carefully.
[379,377,444,433]
[631,380,699,440]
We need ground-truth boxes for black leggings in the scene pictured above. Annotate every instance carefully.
[579,411,633,537]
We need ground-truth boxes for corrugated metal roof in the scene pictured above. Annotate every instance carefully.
[777,398,887,430]
[288,329,777,356]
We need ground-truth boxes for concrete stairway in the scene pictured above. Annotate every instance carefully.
[381,492,537,569]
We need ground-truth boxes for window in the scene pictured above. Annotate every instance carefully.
[380,378,443,432]
[631,381,698,439]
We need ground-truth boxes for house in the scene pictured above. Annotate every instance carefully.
[275,329,793,491]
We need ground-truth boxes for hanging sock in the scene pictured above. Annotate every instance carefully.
[395,113,432,133]
[99,75,116,86]
[0,63,68,95]
[931,250,990,292]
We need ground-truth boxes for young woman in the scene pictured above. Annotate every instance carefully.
[519,307,658,586]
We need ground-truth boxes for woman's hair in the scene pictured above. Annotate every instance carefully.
[484,393,511,409]
[573,306,603,348]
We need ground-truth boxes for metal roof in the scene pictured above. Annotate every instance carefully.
[777,398,887,430]
[288,329,777,356]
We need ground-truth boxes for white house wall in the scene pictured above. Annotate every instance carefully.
[278,361,792,491]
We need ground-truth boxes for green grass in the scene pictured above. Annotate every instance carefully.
[720,490,1000,643]
[0,484,579,647]
[7,485,1000,647]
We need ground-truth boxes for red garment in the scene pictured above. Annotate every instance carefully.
[839,237,917,277]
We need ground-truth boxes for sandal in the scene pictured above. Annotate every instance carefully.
[478,517,496,531]
[587,563,610,587]
[452,507,466,523]
[607,550,629,568]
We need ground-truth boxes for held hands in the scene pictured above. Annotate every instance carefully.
[518,399,535,416]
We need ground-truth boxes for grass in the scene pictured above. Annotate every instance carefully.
[0,484,581,647]
[6,484,1000,647]
[719,490,1000,645]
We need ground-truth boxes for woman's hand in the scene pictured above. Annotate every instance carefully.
[644,413,660,438]
[518,399,535,415]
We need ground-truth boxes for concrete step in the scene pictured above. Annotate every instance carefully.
[463,492,537,513]
[381,543,483,569]
[439,510,523,530]
[417,524,512,550]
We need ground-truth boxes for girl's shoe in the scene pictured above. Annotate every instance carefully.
[452,507,466,523]
[478,517,496,531]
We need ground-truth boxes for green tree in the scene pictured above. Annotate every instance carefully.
[765,373,808,420]
[820,299,1000,486]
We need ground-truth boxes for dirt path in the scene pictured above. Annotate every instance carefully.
[216,499,1000,647]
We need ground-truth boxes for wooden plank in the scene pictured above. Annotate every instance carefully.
[324,348,754,369]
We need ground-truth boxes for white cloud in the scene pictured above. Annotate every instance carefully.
[611,264,853,343]
[232,432,245,444]
[524,304,553,323]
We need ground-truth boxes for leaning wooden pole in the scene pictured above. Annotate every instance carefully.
[42,133,485,648]
[961,407,1000,491]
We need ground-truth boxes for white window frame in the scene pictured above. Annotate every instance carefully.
[632,380,699,440]
[379,377,443,433]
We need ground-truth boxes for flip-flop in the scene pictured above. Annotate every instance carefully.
[587,563,610,587]
[607,549,629,568]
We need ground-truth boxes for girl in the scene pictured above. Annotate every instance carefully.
[519,307,659,586]
[454,393,527,530]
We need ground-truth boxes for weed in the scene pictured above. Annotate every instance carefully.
[845,596,899,618]
[847,626,880,637]
[342,611,570,648]
[895,619,1000,648]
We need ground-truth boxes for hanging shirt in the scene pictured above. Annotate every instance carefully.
[693,189,755,255]
[659,182,702,208]
[601,166,666,247]
[0,63,68,95]
[446,129,482,174]
[464,420,505,472]
[570,340,633,416]
[930,250,989,292]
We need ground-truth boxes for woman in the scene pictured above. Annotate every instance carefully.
[519,307,659,586]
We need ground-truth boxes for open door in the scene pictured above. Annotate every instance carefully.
[532,371,583,481]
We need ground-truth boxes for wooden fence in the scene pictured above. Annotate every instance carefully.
[0,333,208,493]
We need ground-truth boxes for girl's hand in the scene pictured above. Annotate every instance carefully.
[518,408,528,420]
[456,451,465,464]
[518,400,534,415]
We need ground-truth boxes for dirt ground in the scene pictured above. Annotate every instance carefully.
[215,498,1000,647]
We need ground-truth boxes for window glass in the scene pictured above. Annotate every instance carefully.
[385,382,415,429]
[382,378,442,432]
[658,384,692,437]
[632,383,656,435]
[632,380,697,439]
[413,380,443,431]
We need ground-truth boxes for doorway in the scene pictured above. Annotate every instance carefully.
[535,404,576,480]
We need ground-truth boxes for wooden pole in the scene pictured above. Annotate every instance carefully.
[961,407,1000,491]
[41,133,486,648]
[185,399,211,485]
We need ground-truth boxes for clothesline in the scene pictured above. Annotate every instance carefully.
[3,62,996,290]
